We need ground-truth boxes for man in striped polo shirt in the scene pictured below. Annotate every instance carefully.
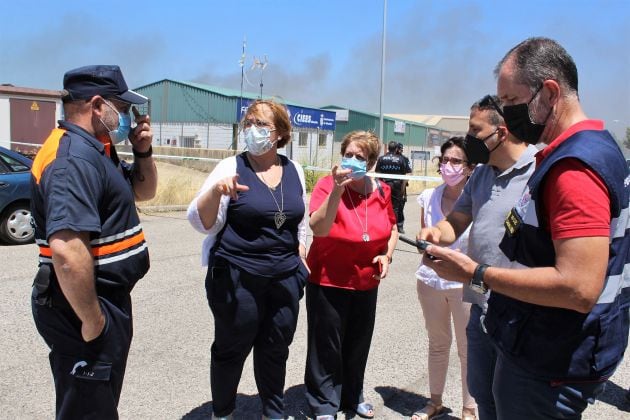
[31,65,157,419]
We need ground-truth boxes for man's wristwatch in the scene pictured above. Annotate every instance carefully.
[470,263,490,294]
[132,145,153,158]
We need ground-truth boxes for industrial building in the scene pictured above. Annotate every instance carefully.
[0,79,466,170]
[132,79,457,169]
[132,80,339,167]
[0,85,62,155]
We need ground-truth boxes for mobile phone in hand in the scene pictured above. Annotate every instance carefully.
[398,235,436,259]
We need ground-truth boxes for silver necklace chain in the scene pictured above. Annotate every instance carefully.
[258,160,286,229]
[345,181,369,242]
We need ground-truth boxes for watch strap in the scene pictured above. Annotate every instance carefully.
[472,263,490,293]
[132,145,153,158]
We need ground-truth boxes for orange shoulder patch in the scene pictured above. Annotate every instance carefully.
[32,128,66,184]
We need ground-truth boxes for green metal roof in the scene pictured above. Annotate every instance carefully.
[132,79,432,147]
[134,79,238,124]
[322,106,431,147]
[179,80,329,111]
[135,79,326,116]
[172,80,268,101]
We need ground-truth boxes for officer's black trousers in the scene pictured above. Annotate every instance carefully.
[304,282,378,417]
[32,288,133,420]
[391,195,405,228]
[205,257,307,419]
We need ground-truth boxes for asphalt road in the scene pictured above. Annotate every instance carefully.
[1,197,629,419]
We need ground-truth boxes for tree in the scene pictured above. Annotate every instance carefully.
[624,127,630,152]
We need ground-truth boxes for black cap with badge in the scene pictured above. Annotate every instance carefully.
[63,65,147,104]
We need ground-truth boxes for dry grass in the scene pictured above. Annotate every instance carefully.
[141,161,442,207]
[140,161,209,207]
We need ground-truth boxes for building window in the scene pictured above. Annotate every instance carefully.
[299,132,308,147]
[318,133,327,147]
[180,136,196,148]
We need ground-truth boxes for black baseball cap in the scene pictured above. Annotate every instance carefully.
[63,65,147,104]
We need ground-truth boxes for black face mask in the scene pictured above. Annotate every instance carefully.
[502,85,552,145]
[464,130,499,164]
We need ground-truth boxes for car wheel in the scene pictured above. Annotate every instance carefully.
[0,203,34,245]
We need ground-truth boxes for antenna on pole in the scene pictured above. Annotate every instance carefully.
[251,55,268,99]
[238,36,247,119]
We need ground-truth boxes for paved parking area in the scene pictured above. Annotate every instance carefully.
[1,197,629,419]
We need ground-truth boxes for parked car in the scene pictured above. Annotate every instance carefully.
[0,146,34,244]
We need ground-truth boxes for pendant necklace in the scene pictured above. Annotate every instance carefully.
[346,180,369,242]
[258,159,286,229]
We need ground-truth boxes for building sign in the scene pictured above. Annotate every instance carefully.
[334,109,349,122]
[237,99,336,131]
[411,150,430,161]
[394,121,406,134]
[428,129,442,147]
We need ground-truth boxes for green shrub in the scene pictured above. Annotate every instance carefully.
[304,168,327,193]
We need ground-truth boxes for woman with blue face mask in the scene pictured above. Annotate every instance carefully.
[412,136,477,420]
[187,100,309,420]
[305,131,398,420]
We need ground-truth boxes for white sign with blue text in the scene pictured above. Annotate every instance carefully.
[237,99,336,131]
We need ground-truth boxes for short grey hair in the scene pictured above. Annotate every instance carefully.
[495,37,578,97]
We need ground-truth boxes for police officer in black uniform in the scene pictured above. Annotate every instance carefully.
[376,141,412,233]
[396,142,412,229]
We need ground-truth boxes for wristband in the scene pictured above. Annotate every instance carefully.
[470,263,489,294]
[133,145,153,158]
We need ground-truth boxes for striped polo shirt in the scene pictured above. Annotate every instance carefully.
[31,121,149,291]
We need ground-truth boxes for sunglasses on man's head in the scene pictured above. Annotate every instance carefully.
[479,95,504,117]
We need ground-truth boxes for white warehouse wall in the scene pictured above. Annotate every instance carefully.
[152,121,335,169]
[0,97,11,148]
[153,123,234,149]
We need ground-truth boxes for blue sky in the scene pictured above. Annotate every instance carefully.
[1,0,629,139]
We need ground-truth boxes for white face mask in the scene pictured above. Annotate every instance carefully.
[244,126,276,156]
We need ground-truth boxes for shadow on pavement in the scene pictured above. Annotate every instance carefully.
[375,385,456,418]
[597,380,630,413]
[181,384,311,419]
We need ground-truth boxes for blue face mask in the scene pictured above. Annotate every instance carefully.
[341,156,367,179]
[102,100,132,144]
[244,126,275,156]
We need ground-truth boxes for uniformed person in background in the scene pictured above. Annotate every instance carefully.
[376,141,412,233]
[396,142,412,229]
[30,65,157,419]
